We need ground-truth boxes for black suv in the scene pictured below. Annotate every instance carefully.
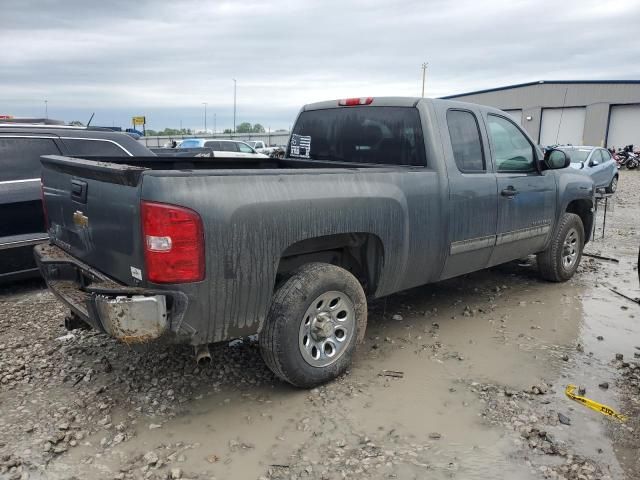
[0,123,154,281]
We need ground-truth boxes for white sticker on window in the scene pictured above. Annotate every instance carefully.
[290,134,311,158]
[130,266,142,280]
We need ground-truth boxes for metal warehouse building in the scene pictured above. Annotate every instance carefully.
[444,80,640,148]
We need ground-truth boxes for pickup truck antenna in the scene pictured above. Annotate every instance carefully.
[555,88,569,145]
[86,112,95,127]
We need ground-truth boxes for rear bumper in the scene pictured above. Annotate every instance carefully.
[34,243,188,344]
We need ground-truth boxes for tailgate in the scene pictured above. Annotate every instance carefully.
[41,155,147,285]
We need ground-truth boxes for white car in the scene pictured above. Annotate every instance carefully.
[178,139,268,158]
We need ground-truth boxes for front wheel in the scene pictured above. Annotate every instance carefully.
[537,213,585,282]
[605,175,618,194]
[259,263,367,388]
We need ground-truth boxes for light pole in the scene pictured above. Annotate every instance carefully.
[202,102,208,133]
[213,113,216,135]
[421,62,428,98]
[232,79,237,134]
[44,100,48,119]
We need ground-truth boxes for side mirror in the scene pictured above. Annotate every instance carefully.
[544,149,570,169]
[589,160,599,167]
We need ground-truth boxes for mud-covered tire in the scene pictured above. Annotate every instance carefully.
[259,262,367,388]
[537,213,584,282]
[605,175,618,194]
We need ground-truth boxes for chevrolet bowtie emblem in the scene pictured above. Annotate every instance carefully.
[73,210,89,228]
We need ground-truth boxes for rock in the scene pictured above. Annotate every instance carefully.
[598,382,609,389]
[578,386,586,396]
[615,353,624,361]
[558,413,571,425]
[112,433,125,445]
[392,314,403,321]
[148,424,162,430]
[428,432,441,440]
[562,354,569,361]
[596,336,604,341]
[57,422,69,431]
[143,451,159,466]
[170,468,182,479]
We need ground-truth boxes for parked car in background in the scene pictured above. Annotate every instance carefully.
[0,123,154,282]
[178,139,268,158]
[559,146,618,193]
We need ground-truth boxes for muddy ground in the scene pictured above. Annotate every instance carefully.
[1,171,639,480]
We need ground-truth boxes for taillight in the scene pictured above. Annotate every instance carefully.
[141,201,205,283]
[339,97,374,106]
[40,181,49,229]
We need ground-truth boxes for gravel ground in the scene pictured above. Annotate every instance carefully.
[1,171,639,480]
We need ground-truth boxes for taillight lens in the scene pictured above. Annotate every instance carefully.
[40,181,49,229]
[141,201,205,283]
[339,97,373,106]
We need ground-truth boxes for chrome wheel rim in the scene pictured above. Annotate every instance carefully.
[610,177,617,192]
[298,291,355,367]
[561,227,579,270]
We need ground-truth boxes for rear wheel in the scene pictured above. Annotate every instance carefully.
[537,213,584,282]
[605,175,618,194]
[259,263,367,388]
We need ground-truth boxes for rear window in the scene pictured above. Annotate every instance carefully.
[0,137,61,181]
[289,106,426,166]
[63,138,129,156]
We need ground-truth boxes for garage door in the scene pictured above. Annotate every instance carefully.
[504,109,523,125]
[607,104,640,148]
[539,107,586,146]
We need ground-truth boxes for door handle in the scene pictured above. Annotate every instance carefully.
[501,186,518,197]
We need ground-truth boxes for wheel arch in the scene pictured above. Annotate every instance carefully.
[565,198,594,244]
[275,232,385,295]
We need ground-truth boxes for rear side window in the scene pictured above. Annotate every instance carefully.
[204,141,221,149]
[289,106,426,166]
[0,137,61,181]
[63,138,129,156]
[600,149,611,161]
[446,110,485,172]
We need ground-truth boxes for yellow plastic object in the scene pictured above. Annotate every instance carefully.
[565,384,627,422]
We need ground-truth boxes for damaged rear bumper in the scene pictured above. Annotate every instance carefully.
[34,243,188,343]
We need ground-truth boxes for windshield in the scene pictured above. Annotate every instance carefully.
[179,139,201,148]
[247,141,258,148]
[289,106,426,166]
[564,148,592,163]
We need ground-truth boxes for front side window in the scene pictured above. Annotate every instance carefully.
[487,115,535,173]
[600,149,611,162]
[237,142,254,153]
[289,106,426,166]
[0,137,61,181]
[63,138,129,156]
[446,110,485,172]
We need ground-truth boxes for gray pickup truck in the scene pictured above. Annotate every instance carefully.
[35,97,594,387]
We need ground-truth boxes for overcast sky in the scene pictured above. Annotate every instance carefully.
[2,0,638,131]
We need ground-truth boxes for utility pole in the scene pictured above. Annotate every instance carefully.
[44,99,48,119]
[213,113,216,135]
[202,102,207,133]
[233,78,237,134]
[421,63,428,98]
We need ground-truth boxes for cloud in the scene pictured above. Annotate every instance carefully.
[1,0,638,130]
